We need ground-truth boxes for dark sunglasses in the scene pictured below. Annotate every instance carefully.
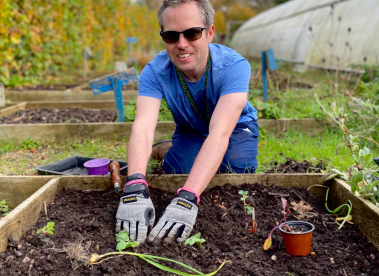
[160,26,209,44]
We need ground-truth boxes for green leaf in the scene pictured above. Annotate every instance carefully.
[348,172,364,194]
[116,241,127,252]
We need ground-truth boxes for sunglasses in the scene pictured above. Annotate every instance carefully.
[160,26,209,44]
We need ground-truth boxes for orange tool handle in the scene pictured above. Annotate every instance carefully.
[110,161,122,191]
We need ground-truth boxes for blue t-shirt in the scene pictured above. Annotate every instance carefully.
[138,43,258,135]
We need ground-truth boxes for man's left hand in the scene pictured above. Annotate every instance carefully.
[146,197,198,244]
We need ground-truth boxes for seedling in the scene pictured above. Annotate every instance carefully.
[308,185,353,229]
[184,232,206,249]
[87,231,226,276]
[37,222,55,235]
[116,230,140,252]
[0,200,10,216]
[238,190,256,231]
[263,198,289,250]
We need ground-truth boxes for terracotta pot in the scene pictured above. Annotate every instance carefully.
[279,221,315,256]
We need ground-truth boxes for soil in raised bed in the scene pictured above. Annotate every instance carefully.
[265,158,326,173]
[0,108,117,124]
[1,184,378,276]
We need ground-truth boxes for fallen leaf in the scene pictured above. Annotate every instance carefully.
[291,199,314,219]
[263,237,272,250]
[311,252,316,256]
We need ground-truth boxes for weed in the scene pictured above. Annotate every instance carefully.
[20,138,41,150]
[37,222,55,235]
[238,190,256,232]
[183,232,205,249]
[308,185,353,228]
[0,200,10,216]
[87,231,226,275]
[116,230,140,252]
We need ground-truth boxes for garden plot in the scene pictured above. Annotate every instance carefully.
[0,175,378,276]
[4,89,138,103]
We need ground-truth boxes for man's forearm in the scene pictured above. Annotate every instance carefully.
[127,123,154,176]
[183,132,229,195]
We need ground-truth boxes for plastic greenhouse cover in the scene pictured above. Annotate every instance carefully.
[231,0,379,70]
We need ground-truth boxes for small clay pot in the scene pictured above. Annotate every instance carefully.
[279,221,315,256]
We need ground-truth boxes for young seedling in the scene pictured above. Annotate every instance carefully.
[87,231,226,276]
[308,185,353,229]
[183,232,206,249]
[116,230,140,252]
[0,200,10,216]
[37,222,55,235]
[238,190,256,231]
[263,198,289,250]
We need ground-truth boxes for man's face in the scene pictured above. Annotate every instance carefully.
[162,1,214,81]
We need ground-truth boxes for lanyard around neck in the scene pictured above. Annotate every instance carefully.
[175,54,211,124]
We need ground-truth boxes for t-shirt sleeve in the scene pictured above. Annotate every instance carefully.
[138,64,163,100]
[219,58,251,96]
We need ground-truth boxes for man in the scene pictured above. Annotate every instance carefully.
[116,0,259,244]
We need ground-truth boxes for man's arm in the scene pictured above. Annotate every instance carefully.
[183,92,247,195]
[127,96,161,175]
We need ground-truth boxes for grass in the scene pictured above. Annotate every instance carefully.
[1,128,376,176]
[0,137,129,176]
[255,129,364,173]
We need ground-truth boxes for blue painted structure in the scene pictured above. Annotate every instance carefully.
[89,68,139,122]
[261,49,277,102]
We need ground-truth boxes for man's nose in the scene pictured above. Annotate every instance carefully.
[177,33,188,49]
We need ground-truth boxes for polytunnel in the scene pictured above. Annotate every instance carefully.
[231,0,379,71]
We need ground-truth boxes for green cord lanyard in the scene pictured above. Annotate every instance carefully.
[175,54,211,124]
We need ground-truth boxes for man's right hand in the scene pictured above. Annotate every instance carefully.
[115,182,155,242]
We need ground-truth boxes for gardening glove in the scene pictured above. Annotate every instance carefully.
[115,181,155,242]
[147,190,198,244]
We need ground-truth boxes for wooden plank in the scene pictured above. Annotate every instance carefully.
[0,119,326,142]
[24,101,121,110]
[328,178,379,250]
[5,90,138,103]
[0,176,56,209]
[0,102,26,118]
[0,178,60,252]
[259,118,327,136]
[0,122,176,142]
[147,173,330,194]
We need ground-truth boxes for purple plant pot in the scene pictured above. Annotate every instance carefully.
[83,159,110,175]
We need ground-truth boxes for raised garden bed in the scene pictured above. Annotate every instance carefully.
[4,89,138,103]
[0,175,378,275]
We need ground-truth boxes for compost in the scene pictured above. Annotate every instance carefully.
[0,108,117,124]
[1,184,378,276]
[265,158,326,173]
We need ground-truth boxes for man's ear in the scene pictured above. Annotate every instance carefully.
[207,24,215,43]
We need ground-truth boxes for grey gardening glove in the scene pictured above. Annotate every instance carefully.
[115,183,155,242]
[146,196,198,244]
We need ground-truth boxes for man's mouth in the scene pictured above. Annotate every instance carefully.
[177,53,193,58]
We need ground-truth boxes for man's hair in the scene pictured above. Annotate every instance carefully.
[158,0,215,30]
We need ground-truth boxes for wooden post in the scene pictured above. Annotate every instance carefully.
[0,83,5,107]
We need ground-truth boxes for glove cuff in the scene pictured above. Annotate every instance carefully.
[123,183,150,198]
[177,188,200,204]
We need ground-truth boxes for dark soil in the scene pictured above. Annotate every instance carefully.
[265,158,326,173]
[8,84,80,91]
[0,108,117,124]
[1,184,378,276]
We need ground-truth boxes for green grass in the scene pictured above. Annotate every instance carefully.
[255,129,371,173]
